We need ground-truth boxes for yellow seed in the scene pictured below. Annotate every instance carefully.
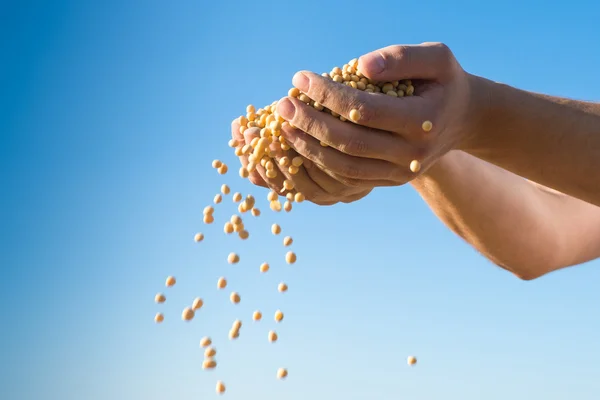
[239,230,249,240]
[216,381,226,394]
[260,262,270,273]
[194,233,204,242]
[155,293,166,303]
[288,165,299,174]
[228,252,240,264]
[409,160,421,173]
[267,191,278,202]
[217,277,227,289]
[221,184,230,195]
[288,87,300,97]
[277,368,288,379]
[182,307,195,321]
[251,208,260,216]
[422,120,433,132]
[233,192,242,202]
[286,192,294,201]
[214,194,222,204]
[278,283,288,293]
[319,141,328,147]
[283,201,292,212]
[233,222,244,232]
[283,179,294,190]
[283,236,293,246]
[203,214,214,224]
[192,298,204,310]
[266,169,277,178]
[274,310,284,322]
[202,359,217,369]
[265,160,274,170]
[229,329,239,340]
[407,356,417,366]
[230,292,240,304]
[154,313,164,323]
[382,83,394,93]
[224,222,234,234]
[239,166,250,178]
[386,90,398,97]
[212,160,222,168]
[204,347,217,358]
[285,251,297,264]
[253,311,262,321]
[279,156,290,166]
[271,200,282,212]
[217,164,228,174]
[228,139,238,147]
[232,319,242,330]
[349,109,360,122]
[200,337,212,348]
[270,120,282,131]
[271,224,281,235]
[230,215,241,224]
[203,206,214,215]
[291,156,303,167]
[165,276,176,287]
[294,192,305,202]
[268,330,278,342]
[246,104,255,113]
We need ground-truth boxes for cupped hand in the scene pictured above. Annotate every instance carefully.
[230,120,372,205]
[275,42,478,188]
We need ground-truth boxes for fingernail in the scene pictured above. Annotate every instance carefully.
[277,98,296,120]
[292,72,309,92]
[359,52,385,75]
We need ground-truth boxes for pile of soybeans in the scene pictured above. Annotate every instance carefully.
[153,57,420,395]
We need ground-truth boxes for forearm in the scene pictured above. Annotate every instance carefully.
[464,75,600,206]
[412,151,600,280]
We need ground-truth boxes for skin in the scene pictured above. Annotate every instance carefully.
[412,150,600,280]
[230,42,600,279]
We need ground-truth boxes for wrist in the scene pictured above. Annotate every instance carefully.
[459,73,497,152]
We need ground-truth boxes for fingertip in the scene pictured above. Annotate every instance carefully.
[357,51,385,79]
[248,172,267,188]
[243,127,260,143]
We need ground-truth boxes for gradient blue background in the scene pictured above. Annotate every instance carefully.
[1,1,599,399]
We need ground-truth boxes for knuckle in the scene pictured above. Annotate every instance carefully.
[340,163,362,179]
[353,101,378,125]
[393,45,412,68]
[434,42,452,58]
[303,115,319,136]
[339,134,369,156]
[314,84,332,108]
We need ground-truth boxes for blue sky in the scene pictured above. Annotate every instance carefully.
[1,0,599,399]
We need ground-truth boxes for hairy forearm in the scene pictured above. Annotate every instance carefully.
[464,75,600,207]
[412,151,600,280]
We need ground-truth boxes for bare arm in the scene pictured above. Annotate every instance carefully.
[411,150,600,280]
[465,76,600,207]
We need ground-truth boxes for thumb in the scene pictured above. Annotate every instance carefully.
[357,42,455,82]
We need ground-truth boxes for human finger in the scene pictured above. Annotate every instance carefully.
[267,140,355,204]
[278,96,425,164]
[357,42,458,83]
[281,124,410,182]
[286,70,429,137]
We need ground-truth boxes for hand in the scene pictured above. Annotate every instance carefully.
[275,42,478,188]
[230,120,372,206]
